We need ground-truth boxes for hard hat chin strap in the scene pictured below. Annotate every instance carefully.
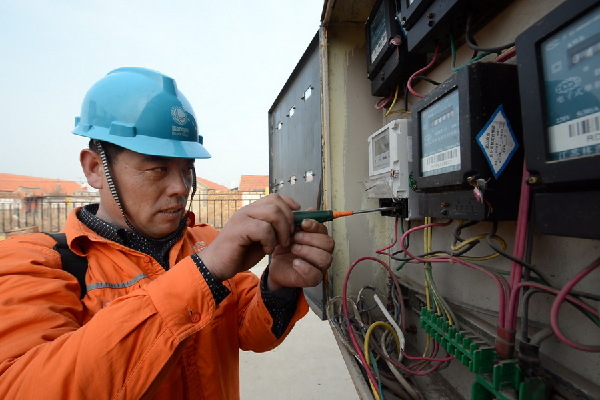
[93,139,195,238]
[93,139,138,232]
[188,168,197,214]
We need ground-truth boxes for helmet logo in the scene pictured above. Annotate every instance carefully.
[171,106,188,125]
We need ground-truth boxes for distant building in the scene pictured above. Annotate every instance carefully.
[0,173,89,198]
[0,173,96,235]
[195,177,229,192]
[238,175,269,206]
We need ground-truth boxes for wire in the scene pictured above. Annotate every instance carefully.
[342,257,406,394]
[508,280,599,331]
[506,162,532,330]
[406,43,440,98]
[379,334,423,400]
[399,220,510,326]
[374,294,405,360]
[449,34,491,71]
[364,320,400,368]
[550,257,600,352]
[465,14,515,53]
[495,47,516,63]
[368,350,385,400]
[384,85,410,117]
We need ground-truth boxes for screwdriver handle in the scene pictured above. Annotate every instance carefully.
[292,210,354,226]
[293,210,334,226]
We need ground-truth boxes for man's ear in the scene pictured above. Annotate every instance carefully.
[80,149,104,189]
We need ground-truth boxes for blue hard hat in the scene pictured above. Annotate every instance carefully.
[73,67,211,159]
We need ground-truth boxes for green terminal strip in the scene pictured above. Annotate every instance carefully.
[419,308,550,400]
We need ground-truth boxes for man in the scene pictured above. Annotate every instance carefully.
[0,67,334,399]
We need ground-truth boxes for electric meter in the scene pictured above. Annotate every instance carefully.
[516,0,600,239]
[410,62,523,220]
[366,119,410,201]
[366,0,427,96]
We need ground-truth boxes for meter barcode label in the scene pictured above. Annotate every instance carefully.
[476,105,519,179]
[568,115,600,137]
[422,146,461,176]
[549,111,600,160]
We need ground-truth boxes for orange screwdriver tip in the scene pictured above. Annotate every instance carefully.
[332,210,354,219]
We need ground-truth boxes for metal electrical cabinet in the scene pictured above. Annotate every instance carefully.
[268,33,328,319]
[268,0,600,399]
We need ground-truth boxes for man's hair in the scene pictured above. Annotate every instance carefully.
[89,139,125,166]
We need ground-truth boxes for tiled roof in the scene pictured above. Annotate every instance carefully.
[196,177,229,191]
[238,175,269,192]
[0,173,86,196]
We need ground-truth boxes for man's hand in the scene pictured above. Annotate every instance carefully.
[198,194,299,281]
[266,217,335,290]
[197,194,334,288]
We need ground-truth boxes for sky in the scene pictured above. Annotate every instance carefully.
[0,0,324,189]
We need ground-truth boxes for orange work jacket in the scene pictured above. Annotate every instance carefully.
[0,208,308,399]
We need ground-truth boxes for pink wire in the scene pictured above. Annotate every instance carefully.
[508,281,599,328]
[506,162,531,330]
[399,221,510,325]
[406,44,440,98]
[495,48,516,63]
[375,217,399,257]
[390,353,454,376]
[342,256,404,391]
[549,258,600,352]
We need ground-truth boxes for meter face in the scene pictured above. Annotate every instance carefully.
[372,128,391,172]
[541,5,600,161]
[420,89,461,177]
[369,3,387,65]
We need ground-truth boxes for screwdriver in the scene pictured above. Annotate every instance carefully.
[293,207,398,226]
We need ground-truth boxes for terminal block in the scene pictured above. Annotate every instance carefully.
[420,308,496,374]
[420,308,551,399]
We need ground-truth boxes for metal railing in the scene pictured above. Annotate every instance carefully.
[1,191,267,237]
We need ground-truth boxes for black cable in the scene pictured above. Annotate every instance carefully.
[453,220,480,242]
[485,222,553,285]
[520,289,543,344]
[413,75,440,86]
[465,14,514,53]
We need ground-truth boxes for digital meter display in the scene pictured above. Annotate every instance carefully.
[541,5,600,161]
[369,3,388,65]
[372,128,391,172]
[420,90,461,176]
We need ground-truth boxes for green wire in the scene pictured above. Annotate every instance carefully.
[450,35,491,71]
[369,350,385,400]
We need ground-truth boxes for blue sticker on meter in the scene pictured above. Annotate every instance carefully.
[476,105,519,179]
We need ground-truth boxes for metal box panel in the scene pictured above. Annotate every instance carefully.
[268,32,326,318]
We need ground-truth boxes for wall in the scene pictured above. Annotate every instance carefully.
[319,0,599,399]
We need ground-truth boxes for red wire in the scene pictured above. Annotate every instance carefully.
[342,256,405,390]
[387,351,453,376]
[398,221,510,325]
[495,48,516,63]
[407,43,440,98]
[375,217,399,257]
[507,281,599,328]
[506,161,531,330]
[550,258,600,352]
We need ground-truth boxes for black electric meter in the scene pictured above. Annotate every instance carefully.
[410,62,523,220]
[366,0,403,79]
[516,0,600,239]
[399,0,515,53]
[366,0,427,97]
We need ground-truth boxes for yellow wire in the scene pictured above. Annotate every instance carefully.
[422,217,433,357]
[364,321,401,400]
[452,234,508,261]
[384,85,410,117]
[423,217,455,326]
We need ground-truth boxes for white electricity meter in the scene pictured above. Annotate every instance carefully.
[366,119,410,199]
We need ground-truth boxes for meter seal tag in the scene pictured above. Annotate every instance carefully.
[476,105,519,179]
